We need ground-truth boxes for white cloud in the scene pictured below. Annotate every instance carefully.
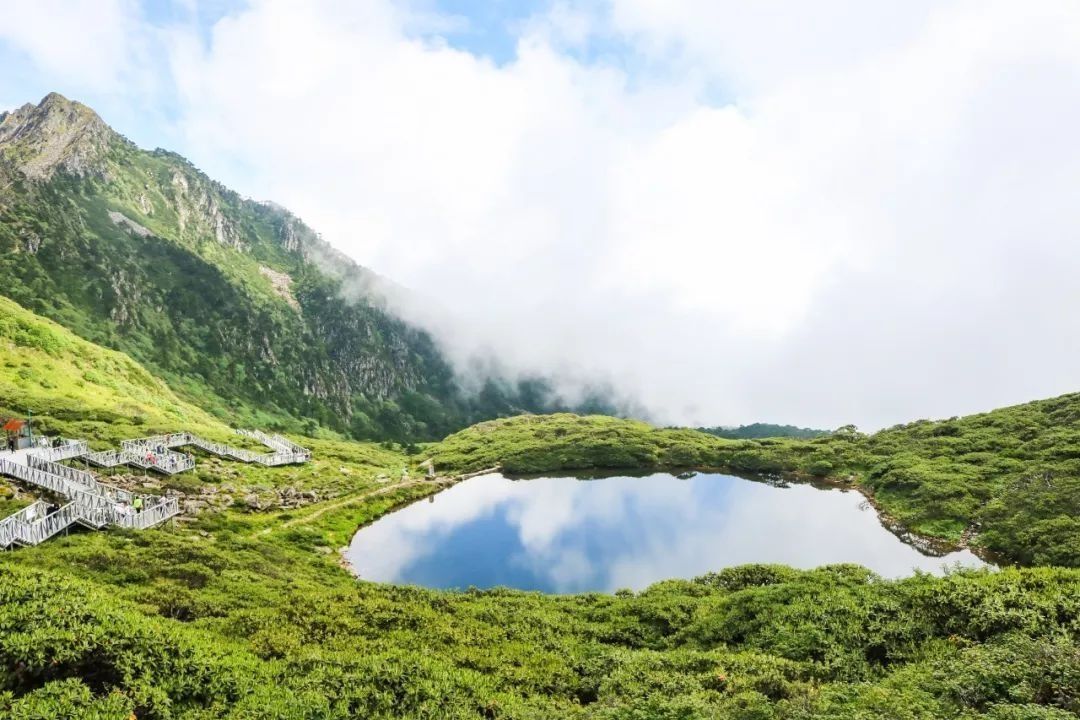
[0,0,148,93]
[7,0,1080,429]
[608,0,942,94]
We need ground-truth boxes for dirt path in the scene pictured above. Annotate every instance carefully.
[278,479,431,529]
[255,466,500,537]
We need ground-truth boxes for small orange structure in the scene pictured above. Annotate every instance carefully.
[2,418,29,451]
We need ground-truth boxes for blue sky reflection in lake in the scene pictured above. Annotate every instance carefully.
[346,473,987,593]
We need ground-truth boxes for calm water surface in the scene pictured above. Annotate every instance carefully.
[346,473,987,593]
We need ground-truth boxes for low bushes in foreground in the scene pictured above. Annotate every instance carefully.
[1,561,1078,719]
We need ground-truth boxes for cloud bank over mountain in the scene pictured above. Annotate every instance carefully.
[4,0,1080,430]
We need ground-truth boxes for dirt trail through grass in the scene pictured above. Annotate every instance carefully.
[255,466,500,537]
[279,478,432,529]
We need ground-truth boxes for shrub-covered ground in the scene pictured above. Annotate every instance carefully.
[430,403,1080,567]
[1,401,1078,718]
[2,505,1079,719]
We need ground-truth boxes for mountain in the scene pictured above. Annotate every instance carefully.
[0,93,589,440]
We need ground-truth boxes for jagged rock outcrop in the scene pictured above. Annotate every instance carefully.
[0,92,118,180]
[168,167,244,249]
[259,265,300,311]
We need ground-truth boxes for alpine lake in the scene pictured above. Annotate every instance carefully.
[345,472,989,593]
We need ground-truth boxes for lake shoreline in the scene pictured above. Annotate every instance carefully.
[343,468,989,591]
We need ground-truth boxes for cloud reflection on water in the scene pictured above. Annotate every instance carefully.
[345,473,986,593]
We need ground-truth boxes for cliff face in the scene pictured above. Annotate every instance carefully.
[0,93,557,439]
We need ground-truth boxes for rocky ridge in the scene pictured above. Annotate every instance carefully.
[0,92,118,181]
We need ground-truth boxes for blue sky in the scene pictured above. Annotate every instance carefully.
[2,0,678,152]
[418,0,540,63]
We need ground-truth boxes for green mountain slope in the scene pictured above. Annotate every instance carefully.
[1,93,1077,719]
[0,293,225,440]
[0,93,577,441]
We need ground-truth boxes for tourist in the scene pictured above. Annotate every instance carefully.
[133,496,144,513]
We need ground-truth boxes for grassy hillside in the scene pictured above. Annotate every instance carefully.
[2,556,1078,719]
[0,294,226,441]
[0,106,1078,716]
[430,405,1080,567]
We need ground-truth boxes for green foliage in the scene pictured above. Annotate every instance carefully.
[3,94,1080,719]
[1,554,1077,719]
[0,397,1076,718]
[0,480,29,518]
[0,294,225,441]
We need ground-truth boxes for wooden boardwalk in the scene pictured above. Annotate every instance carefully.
[0,428,310,548]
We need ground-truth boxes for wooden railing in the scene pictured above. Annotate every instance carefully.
[235,429,311,464]
[14,502,82,546]
[1,425,308,547]
[119,438,196,475]
[28,455,133,503]
[260,451,311,466]
[122,433,191,450]
[1,458,76,497]
[127,430,312,466]
[29,454,95,487]
[115,497,181,530]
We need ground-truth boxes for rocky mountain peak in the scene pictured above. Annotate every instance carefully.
[0,92,118,180]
